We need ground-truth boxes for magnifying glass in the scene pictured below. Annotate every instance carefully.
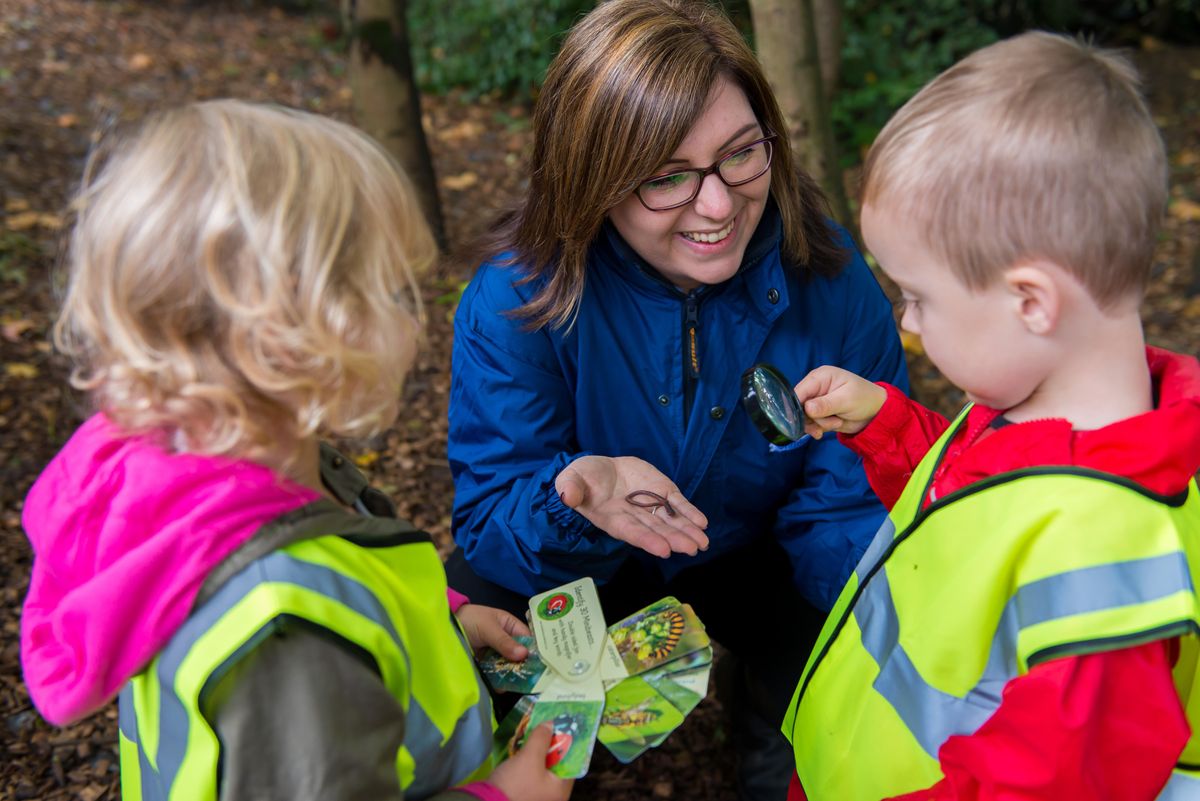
[739,363,811,446]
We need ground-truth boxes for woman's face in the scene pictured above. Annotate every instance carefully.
[608,76,771,291]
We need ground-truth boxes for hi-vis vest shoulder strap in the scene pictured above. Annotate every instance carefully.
[117,505,494,801]
[784,406,1200,800]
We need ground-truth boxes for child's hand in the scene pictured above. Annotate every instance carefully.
[489,722,574,801]
[793,366,887,438]
[457,604,531,659]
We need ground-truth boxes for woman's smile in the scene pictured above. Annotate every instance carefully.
[680,218,736,245]
[607,75,770,291]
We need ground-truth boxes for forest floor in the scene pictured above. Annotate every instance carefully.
[1,1,1198,799]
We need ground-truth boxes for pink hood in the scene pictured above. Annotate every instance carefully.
[20,415,320,725]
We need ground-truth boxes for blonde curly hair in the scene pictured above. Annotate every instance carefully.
[56,99,433,469]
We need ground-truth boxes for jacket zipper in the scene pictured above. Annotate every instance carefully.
[683,291,701,429]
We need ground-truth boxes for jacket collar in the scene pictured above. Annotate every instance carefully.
[595,198,786,316]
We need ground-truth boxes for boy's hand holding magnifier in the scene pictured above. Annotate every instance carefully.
[792,365,888,439]
[741,363,887,444]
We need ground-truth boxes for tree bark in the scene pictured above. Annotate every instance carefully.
[748,0,852,228]
[343,0,446,249]
[813,0,842,100]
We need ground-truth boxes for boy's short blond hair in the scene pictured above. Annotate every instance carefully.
[57,100,433,467]
[861,31,1167,308]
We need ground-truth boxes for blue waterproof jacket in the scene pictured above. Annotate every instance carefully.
[448,206,909,610]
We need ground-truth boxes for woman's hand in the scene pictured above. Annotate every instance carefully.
[456,604,531,658]
[793,365,887,438]
[488,722,574,801]
[554,455,709,558]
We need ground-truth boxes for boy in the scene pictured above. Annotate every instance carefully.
[781,32,1200,800]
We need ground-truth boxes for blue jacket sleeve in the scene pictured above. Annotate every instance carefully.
[773,241,911,612]
[447,273,629,597]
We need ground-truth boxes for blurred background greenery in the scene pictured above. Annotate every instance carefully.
[388,0,1200,164]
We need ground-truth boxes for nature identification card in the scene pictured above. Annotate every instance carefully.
[607,597,710,676]
[597,675,686,764]
[526,677,605,778]
[644,664,710,717]
[478,635,547,694]
[641,644,713,678]
[527,578,607,684]
[492,694,537,765]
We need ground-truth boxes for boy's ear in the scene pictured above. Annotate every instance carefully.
[1003,262,1060,336]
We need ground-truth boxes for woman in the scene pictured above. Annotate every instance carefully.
[446,1,908,797]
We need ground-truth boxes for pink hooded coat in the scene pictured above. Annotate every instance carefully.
[20,414,324,725]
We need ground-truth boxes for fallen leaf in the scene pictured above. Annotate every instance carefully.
[5,198,29,213]
[5,211,40,231]
[1141,35,1164,52]
[441,171,479,191]
[56,113,79,128]
[437,120,484,141]
[1190,69,1200,81]
[128,52,153,71]
[900,330,924,356]
[5,211,62,231]
[1169,198,1200,222]
[1,318,35,341]
[5,363,39,379]
[354,450,381,468]
[1178,149,1200,167]
[77,784,105,801]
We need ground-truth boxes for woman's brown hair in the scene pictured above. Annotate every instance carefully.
[480,0,844,330]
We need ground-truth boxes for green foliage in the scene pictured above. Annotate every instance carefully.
[833,0,997,162]
[832,0,1199,162]
[0,231,42,287]
[402,0,1198,163]
[407,0,595,97]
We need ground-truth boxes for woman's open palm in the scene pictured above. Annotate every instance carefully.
[554,455,709,558]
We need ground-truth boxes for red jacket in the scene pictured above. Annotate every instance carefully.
[789,347,1200,801]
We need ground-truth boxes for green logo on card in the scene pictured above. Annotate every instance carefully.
[537,592,574,620]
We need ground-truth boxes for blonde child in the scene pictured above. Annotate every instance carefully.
[781,33,1200,800]
[20,100,571,801]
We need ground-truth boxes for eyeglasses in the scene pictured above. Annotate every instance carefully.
[634,134,776,212]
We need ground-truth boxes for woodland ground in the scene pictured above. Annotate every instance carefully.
[1,2,1198,799]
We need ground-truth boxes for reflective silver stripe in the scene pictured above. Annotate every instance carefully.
[858,568,996,756]
[1159,771,1200,800]
[854,552,1194,757]
[117,683,138,743]
[405,625,494,798]
[137,549,486,797]
[119,683,167,801]
[853,516,896,581]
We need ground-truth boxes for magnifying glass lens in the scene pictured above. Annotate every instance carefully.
[740,364,807,445]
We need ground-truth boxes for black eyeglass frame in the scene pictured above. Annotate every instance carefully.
[634,134,777,212]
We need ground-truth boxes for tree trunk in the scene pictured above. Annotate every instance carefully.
[813,0,842,100]
[343,0,446,249]
[748,0,852,229]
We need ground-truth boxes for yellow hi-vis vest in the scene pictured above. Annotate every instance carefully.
[784,406,1200,800]
[117,520,495,801]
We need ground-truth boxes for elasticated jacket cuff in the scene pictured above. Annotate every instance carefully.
[838,382,911,456]
[543,477,595,540]
[456,782,510,801]
[447,588,470,613]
